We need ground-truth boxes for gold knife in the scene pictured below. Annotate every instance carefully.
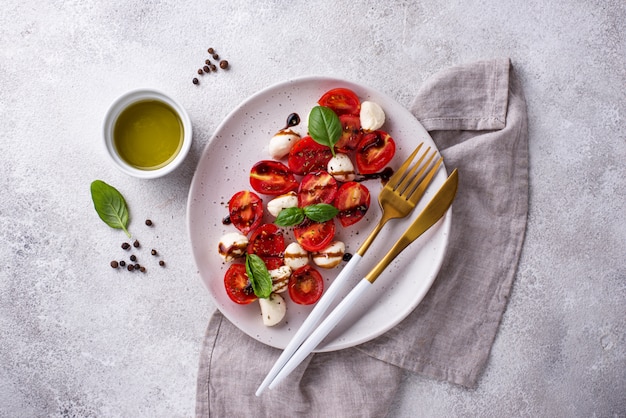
[266,168,459,391]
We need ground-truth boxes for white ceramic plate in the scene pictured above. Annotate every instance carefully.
[187,76,451,352]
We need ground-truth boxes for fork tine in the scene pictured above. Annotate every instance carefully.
[385,143,424,189]
[406,156,443,205]
[396,147,435,195]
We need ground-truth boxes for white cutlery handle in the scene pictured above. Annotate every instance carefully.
[255,253,362,396]
[268,278,372,390]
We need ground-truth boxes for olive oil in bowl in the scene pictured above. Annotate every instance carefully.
[103,89,192,178]
[113,100,184,170]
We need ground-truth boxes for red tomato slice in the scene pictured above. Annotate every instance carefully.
[247,223,285,270]
[334,182,371,227]
[355,130,396,174]
[318,88,361,117]
[250,160,298,196]
[288,265,324,305]
[287,136,334,175]
[297,171,338,207]
[293,219,335,252]
[335,114,363,152]
[224,264,257,305]
[228,190,263,235]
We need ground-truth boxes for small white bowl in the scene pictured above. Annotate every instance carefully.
[103,89,192,179]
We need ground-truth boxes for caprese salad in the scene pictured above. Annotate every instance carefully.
[217,87,396,326]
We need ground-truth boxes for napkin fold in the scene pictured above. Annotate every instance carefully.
[196,58,528,417]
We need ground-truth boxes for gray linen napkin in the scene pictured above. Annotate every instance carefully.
[196,58,528,417]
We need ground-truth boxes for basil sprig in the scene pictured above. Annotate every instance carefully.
[90,180,131,237]
[246,254,272,299]
[308,106,341,157]
[275,203,339,227]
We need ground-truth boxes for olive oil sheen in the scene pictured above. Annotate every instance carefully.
[113,100,183,170]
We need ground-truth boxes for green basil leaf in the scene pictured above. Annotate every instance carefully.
[308,106,341,157]
[90,180,131,237]
[303,203,339,223]
[275,207,305,227]
[246,254,272,299]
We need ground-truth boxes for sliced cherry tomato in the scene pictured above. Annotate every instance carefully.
[334,182,371,227]
[247,223,285,270]
[355,130,396,174]
[318,88,361,117]
[288,265,324,305]
[224,264,257,305]
[228,190,263,235]
[250,160,298,196]
[335,114,363,152]
[293,219,335,252]
[297,171,338,207]
[287,136,334,175]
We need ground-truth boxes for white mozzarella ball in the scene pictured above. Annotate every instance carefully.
[284,242,309,270]
[269,265,292,294]
[360,101,385,131]
[267,191,298,217]
[259,293,287,326]
[268,129,301,159]
[312,241,345,269]
[217,232,249,262]
[327,153,356,182]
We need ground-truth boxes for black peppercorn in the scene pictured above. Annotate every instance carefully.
[212,53,219,60]
[208,47,215,54]
[203,65,210,73]
[133,240,140,248]
[134,263,140,269]
[122,242,130,250]
[130,255,137,262]
[205,59,211,65]
[192,78,199,85]
[159,260,165,267]
[197,69,203,75]
[120,260,126,267]
[145,219,152,226]
[210,64,217,72]
[151,249,157,256]
[140,267,146,273]
[127,264,135,271]
[110,260,119,268]
[219,60,228,69]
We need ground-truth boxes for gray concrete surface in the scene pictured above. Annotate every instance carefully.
[1,0,624,417]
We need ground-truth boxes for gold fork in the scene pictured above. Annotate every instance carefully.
[256,142,443,396]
